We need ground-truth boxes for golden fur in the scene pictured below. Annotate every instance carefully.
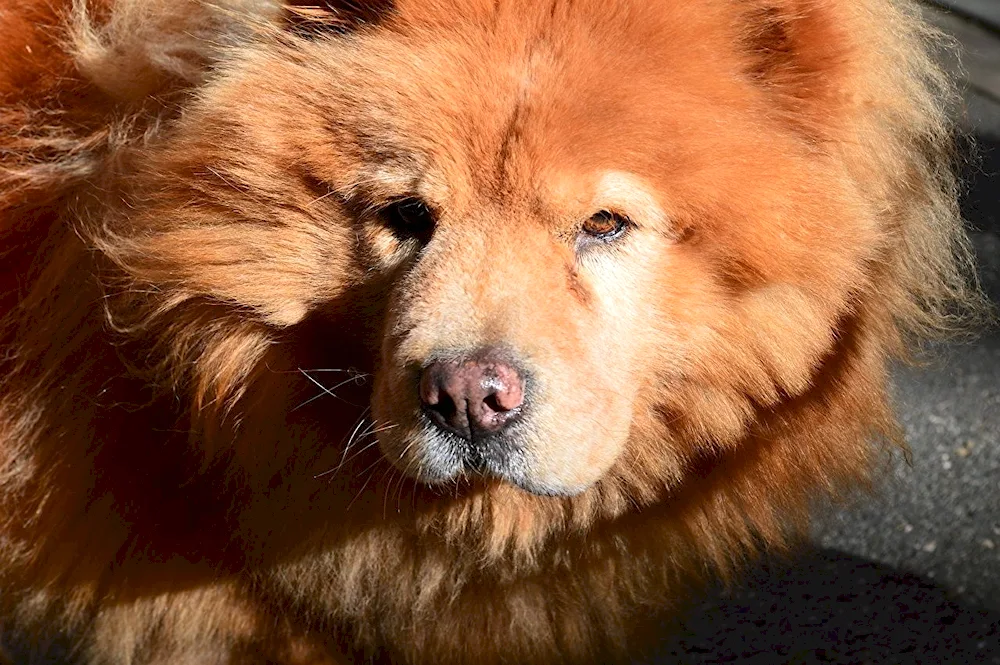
[0,0,986,663]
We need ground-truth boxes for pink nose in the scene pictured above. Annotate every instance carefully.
[419,355,525,440]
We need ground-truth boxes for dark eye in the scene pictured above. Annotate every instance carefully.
[580,211,631,242]
[381,197,436,242]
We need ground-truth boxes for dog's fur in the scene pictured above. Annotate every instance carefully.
[0,1,985,663]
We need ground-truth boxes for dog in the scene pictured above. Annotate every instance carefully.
[0,0,984,663]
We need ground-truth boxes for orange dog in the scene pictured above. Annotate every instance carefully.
[0,1,983,663]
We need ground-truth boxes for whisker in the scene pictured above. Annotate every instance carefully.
[346,455,387,511]
[355,418,382,440]
[302,368,370,374]
[316,439,380,480]
[313,409,372,479]
[381,464,400,520]
[268,366,369,376]
[338,437,382,468]
[301,369,366,395]
[314,433,381,480]
[350,419,400,445]
[410,464,421,511]
[395,447,422,513]
[344,411,373,450]
[293,369,368,411]
[366,423,400,436]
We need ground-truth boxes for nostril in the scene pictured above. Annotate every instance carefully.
[419,367,452,412]
[419,364,468,437]
[432,391,458,420]
[483,392,503,414]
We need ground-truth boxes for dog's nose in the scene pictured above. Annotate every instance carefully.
[419,354,525,440]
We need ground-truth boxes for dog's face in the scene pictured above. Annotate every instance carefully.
[351,18,679,495]
[111,0,880,504]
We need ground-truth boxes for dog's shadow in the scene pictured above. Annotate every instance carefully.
[962,133,1000,235]
[644,547,1000,665]
[964,132,1000,306]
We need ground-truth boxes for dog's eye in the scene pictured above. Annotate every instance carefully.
[381,198,436,242]
[580,211,631,242]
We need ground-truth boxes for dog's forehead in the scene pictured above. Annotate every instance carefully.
[314,2,729,208]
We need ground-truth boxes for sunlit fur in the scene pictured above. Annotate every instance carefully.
[0,1,986,663]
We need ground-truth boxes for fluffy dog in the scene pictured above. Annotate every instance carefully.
[0,0,984,663]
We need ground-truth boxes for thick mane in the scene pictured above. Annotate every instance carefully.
[0,0,988,662]
[0,0,278,637]
[837,2,985,343]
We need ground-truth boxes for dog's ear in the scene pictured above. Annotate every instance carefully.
[283,1,396,37]
[71,0,284,102]
[740,0,858,133]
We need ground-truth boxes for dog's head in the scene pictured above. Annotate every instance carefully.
[84,0,979,509]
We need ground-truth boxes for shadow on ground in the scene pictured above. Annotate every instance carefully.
[964,134,1000,303]
[645,548,1000,665]
[963,134,1000,231]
